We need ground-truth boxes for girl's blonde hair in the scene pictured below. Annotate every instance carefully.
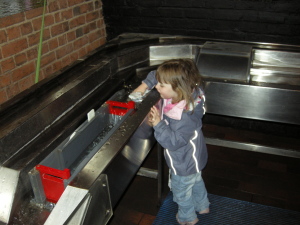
[156,58,202,111]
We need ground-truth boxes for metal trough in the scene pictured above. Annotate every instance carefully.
[0,33,300,224]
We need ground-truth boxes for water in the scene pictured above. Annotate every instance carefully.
[0,0,44,19]
[68,122,116,173]
[11,193,51,225]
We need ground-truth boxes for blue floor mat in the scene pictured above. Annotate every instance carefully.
[153,192,300,225]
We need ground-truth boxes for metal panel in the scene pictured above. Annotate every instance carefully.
[253,49,300,68]
[44,186,89,225]
[66,195,91,225]
[251,49,300,86]
[205,138,300,159]
[81,174,113,225]
[204,82,300,125]
[104,118,157,207]
[0,167,19,224]
[46,174,112,225]
[149,45,195,63]
[118,46,149,69]
[197,42,252,83]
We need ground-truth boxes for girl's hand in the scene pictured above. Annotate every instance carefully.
[129,83,149,102]
[149,106,160,127]
[132,82,148,94]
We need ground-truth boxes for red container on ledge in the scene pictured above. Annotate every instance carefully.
[36,164,71,203]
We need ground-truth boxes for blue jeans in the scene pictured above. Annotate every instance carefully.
[171,171,210,222]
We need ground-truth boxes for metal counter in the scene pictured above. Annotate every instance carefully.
[0,33,300,224]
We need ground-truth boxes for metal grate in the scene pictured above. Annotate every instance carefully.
[153,192,300,225]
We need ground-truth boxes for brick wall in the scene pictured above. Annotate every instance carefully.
[0,0,106,105]
[102,0,300,44]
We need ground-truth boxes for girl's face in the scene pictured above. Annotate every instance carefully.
[155,82,178,101]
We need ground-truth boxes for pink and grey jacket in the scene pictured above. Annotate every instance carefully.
[143,71,208,176]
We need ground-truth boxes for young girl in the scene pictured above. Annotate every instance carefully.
[133,59,210,225]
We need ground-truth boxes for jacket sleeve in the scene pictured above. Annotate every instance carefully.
[153,100,204,151]
[142,70,157,89]
[153,116,194,151]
